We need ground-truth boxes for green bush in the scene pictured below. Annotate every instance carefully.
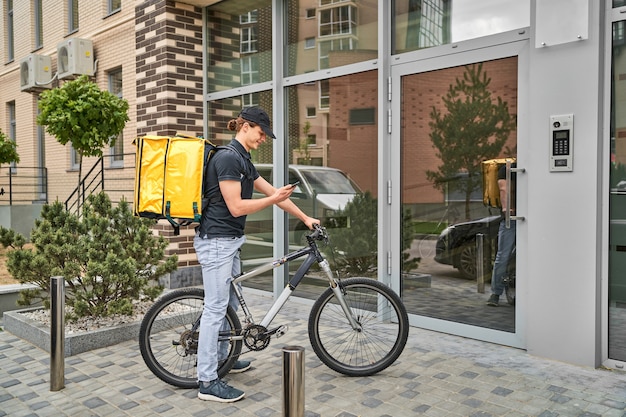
[0,192,177,319]
[330,191,419,276]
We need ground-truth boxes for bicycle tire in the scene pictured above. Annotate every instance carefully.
[138,287,242,388]
[308,278,409,377]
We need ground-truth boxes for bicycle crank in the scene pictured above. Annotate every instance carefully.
[242,324,289,351]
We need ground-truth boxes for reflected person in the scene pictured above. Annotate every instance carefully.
[487,162,516,307]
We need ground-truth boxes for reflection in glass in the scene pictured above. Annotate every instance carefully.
[286,0,378,77]
[393,0,530,54]
[609,21,626,361]
[400,58,517,332]
[206,1,272,93]
[208,95,275,292]
[284,71,378,296]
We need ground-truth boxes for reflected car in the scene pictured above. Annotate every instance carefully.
[242,165,361,263]
[434,215,501,279]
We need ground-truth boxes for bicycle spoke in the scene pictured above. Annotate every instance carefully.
[309,278,408,376]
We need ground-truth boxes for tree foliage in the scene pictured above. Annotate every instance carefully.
[36,75,129,158]
[0,192,177,319]
[330,192,419,276]
[426,63,516,219]
[0,128,19,165]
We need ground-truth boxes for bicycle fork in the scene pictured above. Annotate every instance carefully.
[320,260,362,332]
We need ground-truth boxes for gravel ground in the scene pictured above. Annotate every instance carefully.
[19,301,153,334]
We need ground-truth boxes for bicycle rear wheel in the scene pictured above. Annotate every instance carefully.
[138,288,242,388]
[308,278,409,377]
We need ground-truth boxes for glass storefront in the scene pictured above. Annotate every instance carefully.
[285,71,378,295]
[285,0,378,76]
[204,0,528,345]
[392,0,529,54]
[206,1,273,93]
[609,20,626,362]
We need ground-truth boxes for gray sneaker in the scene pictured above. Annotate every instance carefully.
[198,379,245,402]
[230,360,251,374]
[487,294,499,307]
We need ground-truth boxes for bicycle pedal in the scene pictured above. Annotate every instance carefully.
[275,325,288,338]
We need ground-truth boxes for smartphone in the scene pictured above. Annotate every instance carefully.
[289,181,300,188]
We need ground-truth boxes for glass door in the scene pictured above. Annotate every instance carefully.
[392,44,526,347]
[609,18,626,362]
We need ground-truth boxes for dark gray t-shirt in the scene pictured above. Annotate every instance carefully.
[199,139,259,238]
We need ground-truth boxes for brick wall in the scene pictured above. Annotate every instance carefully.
[135,0,204,137]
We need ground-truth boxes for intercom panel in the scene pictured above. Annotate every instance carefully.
[549,114,573,172]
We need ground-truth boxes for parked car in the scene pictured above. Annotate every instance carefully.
[243,164,361,252]
[434,215,502,279]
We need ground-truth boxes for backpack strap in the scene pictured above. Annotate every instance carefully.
[201,144,247,204]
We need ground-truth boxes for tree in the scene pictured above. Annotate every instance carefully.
[426,63,516,219]
[0,129,19,165]
[37,75,129,202]
[0,192,177,319]
[331,192,419,276]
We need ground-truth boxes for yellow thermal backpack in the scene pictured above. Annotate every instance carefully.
[133,134,218,234]
[481,158,516,208]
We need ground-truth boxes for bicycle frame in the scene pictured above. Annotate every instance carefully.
[229,237,360,339]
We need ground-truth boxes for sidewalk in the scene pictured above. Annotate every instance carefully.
[1,291,625,417]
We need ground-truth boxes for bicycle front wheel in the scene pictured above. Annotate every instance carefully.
[138,288,242,388]
[308,278,409,377]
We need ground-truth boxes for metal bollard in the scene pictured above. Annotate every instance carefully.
[282,346,305,417]
[476,234,485,293]
[50,276,65,391]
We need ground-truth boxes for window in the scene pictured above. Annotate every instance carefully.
[7,101,16,173]
[34,0,43,49]
[108,0,121,14]
[319,5,357,37]
[349,108,375,125]
[241,93,258,108]
[206,3,272,92]
[241,27,258,54]
[108,69,124,167]
[70,145,80,170]
[306,107,316,117]
[68,0,78,33]
[6,0,14,61]
[240,10,257,24]
[36,97,46,200]
[286,0,376,76]
[318,37,356,69]
[392,0,530,54]
[241,56,259,85]
[319,79,330,109]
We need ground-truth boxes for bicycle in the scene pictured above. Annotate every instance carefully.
[139,224,410,388]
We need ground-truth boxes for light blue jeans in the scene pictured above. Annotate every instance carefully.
[491,219,516,296]
[193,234,245,383]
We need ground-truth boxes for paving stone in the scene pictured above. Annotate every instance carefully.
[0,292,625,417]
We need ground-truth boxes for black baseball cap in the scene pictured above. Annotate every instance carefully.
[239,107,276,139]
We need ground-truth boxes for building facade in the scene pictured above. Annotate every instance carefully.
[1,0,625,371]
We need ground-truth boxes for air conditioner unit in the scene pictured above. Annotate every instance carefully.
[57,38,94,80]
[20,54,53,92]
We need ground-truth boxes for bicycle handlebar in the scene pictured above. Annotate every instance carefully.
[307,223,329,243]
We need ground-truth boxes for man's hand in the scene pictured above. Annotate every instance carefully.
[273,185,296,204]
[304,216,321,230]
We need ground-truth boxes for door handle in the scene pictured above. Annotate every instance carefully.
[505,161,525,228]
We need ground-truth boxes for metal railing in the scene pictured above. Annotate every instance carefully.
[64,153,136,215]
[0,166,48,205]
